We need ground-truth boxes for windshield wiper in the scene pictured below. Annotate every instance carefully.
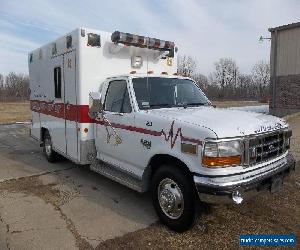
[149,103,173,108]
[185,102,207,106]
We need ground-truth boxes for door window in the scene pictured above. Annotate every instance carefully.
[54,67,62,99]
[104,80,132,113]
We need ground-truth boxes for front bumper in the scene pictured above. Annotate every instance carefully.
[194,153,296,204]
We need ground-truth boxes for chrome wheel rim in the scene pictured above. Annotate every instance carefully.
[45,137,52,156]
[158,178,184,219]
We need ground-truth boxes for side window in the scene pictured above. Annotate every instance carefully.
[122,89,132,113]
[66,35,72,49]
[104,80,132,113]
[54,67,62,99]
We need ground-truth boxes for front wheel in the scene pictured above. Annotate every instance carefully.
[152,165,197,232]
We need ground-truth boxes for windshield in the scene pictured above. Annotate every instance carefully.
[132,77,209,110]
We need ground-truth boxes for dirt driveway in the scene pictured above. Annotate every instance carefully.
[0,114,299,249]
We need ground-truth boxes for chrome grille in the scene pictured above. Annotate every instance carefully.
[245,130,291,166]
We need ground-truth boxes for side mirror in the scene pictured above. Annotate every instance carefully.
[89,92,103,118]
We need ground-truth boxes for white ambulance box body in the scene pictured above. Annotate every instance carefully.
[29,28,177,164]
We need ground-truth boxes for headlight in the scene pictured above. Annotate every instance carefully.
[202,140,242,167]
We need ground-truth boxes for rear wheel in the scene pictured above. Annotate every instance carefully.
[43,130,59,162]
[152,165,197,232]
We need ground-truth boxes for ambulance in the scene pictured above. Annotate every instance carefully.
[29,28,296,231]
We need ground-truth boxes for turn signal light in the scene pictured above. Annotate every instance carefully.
[202,155,241,167]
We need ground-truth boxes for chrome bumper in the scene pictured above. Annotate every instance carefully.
[194,154,296,204]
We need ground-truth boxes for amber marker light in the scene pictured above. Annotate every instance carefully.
[202,155,241,167]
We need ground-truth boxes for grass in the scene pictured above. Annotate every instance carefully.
[0,102,31,124]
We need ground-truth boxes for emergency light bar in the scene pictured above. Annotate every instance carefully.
[111,31,175,57]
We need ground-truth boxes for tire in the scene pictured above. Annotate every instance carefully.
[152,165,197,232]
[43,130,59,163]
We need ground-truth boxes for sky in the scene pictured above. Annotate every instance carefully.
[1,0,300,76]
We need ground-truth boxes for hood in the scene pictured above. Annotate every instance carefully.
[148,107,288,138]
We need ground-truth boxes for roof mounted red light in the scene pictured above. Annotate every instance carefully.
[111,31,175,57]
[147,70,154,74]
[130,71,136,74]
[161,72,168,75]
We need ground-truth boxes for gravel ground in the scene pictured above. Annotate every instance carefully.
[96,165,300,249]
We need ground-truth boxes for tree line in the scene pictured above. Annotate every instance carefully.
[178,55,270,101]
[0,72,29,102]
[0,56,270,102]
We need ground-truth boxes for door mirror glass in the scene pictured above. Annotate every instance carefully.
[89,92,103,118]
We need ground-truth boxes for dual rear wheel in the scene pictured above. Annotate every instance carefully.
[43,130,59,162]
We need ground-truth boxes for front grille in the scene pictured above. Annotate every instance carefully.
[245,130,291,166]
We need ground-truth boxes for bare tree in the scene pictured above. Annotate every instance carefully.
[193,73,208,89]
[208,58,239,99]
[251,60,270,99]
[4,72,29,101]
[210,58,239,89]
[237,74,255,100]
[178,55,197,77]
[0,74,3,89]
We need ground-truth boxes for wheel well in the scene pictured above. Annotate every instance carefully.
[143,154,192,191]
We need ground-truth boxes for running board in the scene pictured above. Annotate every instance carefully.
[90,159,143,192]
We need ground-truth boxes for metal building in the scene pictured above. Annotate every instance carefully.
[269,22,300,117]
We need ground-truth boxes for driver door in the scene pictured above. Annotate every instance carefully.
[95,79,136,172]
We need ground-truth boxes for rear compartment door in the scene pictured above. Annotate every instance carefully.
[64,51,78,161]
[50,55,66,154]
